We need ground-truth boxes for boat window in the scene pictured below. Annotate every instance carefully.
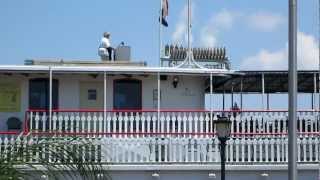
[114,79,142,110]
[29,78,59,110]
[88,89,97,100]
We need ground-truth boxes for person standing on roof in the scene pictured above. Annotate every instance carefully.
[98,32,114,61]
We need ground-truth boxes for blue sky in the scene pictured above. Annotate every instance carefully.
[0,0,319,70]
[0,0,319,109]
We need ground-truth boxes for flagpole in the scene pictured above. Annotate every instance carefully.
[157,0,163,135]
[159,0,163,64]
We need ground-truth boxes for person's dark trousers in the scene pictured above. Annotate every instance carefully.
[107,47,114,60]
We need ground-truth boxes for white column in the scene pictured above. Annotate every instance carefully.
[104,72,107,136]
[49,66,53,131]
[157,72,161,134]
[210,73,213,122]
[240,77,243,110]
[314,73,317,110]
[261,73,265,110]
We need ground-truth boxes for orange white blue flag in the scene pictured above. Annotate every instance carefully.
[161,0,169,27]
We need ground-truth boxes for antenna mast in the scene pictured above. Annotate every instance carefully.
[176,0,204,69]
[187,0,191,61]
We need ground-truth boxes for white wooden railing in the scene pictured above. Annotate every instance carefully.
[0,135,319,164]
[26,110,320,137]
[1,110,318,164]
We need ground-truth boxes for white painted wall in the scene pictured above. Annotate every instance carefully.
[54,74,205,110]
[159,75,205,109]
[58,75,79,109]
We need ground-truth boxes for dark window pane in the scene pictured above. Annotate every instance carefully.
[88,89,97,100]
[114,79,141,110]
[29,79,59,110]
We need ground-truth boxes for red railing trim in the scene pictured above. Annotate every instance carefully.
[26,108,320,113]
[1,130,319,136]
[0,131,21,135]
[27,131,320,137]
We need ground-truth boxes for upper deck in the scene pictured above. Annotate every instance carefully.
[0,64,319,179]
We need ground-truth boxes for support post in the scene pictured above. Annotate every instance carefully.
[262,73,265,110]
[210,73,213,121]
[240,78,243,110]
[157,72,161,134]
[49,66,52,131]
[318,73,320,111]
[319,73,320,111]
[104,72,107,133]
[312,93,314,110]
[288,0,298,179]
[267,93,270,111]
[313,73,317,110]
[231,82,234,109]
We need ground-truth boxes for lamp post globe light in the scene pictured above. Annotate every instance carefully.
[214,116,232,180]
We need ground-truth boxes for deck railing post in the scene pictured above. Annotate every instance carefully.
[210,73,213,130]
[49,66,52,131]
[240,77,243,110]
[231,81,234,109]
[157,73,161,136]
[262,73,265,110]
[267,93,270,110]
[104,72,107,136]
[313,73,317,110]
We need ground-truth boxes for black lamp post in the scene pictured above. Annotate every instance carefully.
[214,116,232,180]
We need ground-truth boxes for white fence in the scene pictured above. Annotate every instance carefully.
[27,110,320,137]
[0,135,319,164]
[1,110,316,164]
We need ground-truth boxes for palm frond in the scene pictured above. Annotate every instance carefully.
[0,134,111,180]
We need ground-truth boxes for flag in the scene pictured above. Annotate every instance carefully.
[161,0,169,27]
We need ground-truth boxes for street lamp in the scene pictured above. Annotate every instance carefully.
[214,116,232,180]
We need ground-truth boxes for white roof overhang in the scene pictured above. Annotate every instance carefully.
[0,65,243,76]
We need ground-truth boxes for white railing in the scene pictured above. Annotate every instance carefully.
[26,110,320,137]
[0,135,319,164]
[6,109,315,164]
